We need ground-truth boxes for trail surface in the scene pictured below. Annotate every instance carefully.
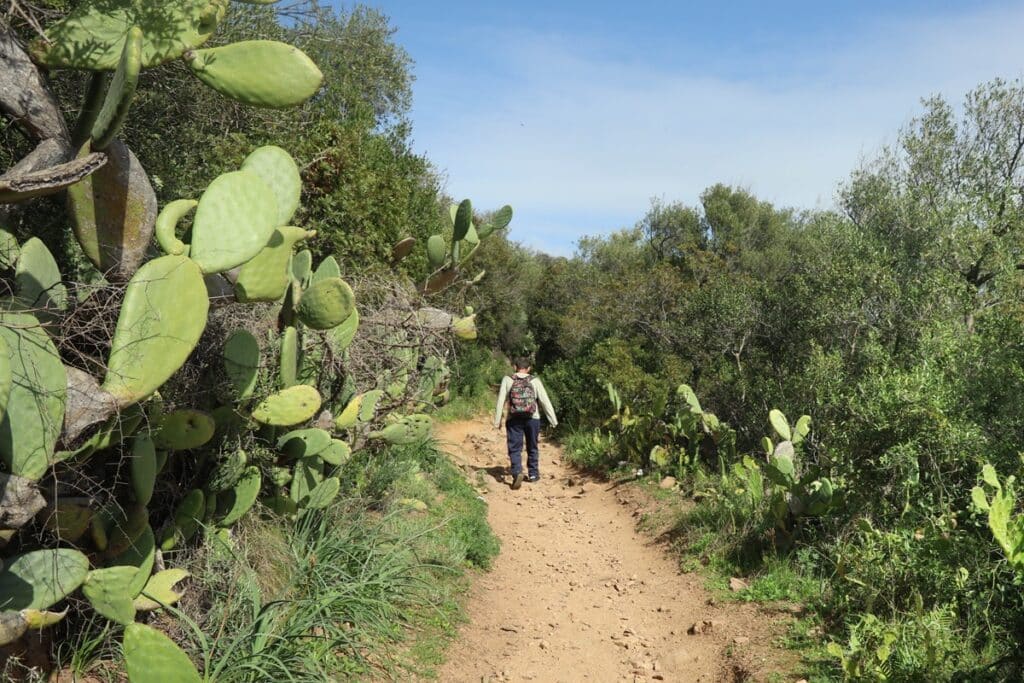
[433,416,786,683]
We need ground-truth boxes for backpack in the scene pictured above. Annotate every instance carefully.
[508,375,538,416]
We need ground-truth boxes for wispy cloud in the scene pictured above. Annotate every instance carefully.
[408,4,1024,255]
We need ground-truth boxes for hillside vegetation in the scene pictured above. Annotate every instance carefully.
[458,80,1024,680]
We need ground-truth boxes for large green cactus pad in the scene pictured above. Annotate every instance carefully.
[31,0,226,71]
[0,312,66,480]
[234,226,313,302]
[251,385,321,426]
[102,255,208,405]
[207,449,247,493]
[187,40,323,108]
[0,548,89,610]
[296,277,355,330]
[189,170,278,274]
[426,234,446,269]
[240,145,301,225]
[123,623,202,683]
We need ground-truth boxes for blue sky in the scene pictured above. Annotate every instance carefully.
[332,1,1024,255]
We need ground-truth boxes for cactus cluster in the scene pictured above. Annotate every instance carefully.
[972,464,1024,572]
[761,409,838,528]
[0,2,503,675]
[421,199,512,294]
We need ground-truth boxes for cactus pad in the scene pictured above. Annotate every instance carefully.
[14,237,67,313]
[240,145,301,225]
[153,409,215,450]
[280,326,298,388]
[290,249,313,285]
[769,409,791,442]
[123,623,202,683]
[290,456,323,505]
[304,477,340,510]
[207,449,248,493]
[295,277,355,329]
[187,40,323,108]
[277,428,332,460]
[189,170,278,274]
[391,237,416,263]
[90,26,142,150]
[252,385,322,426]
[312,255,341,283]
[217,466,261,526]
[82,565,137,625]
[319,439,351,466]
[0,548,89,610]
[329,308,359,354]
[452,314,477,341]
[134,568,189,611]
[155,199,196,256]
[234,226,313,302]
[67,140,158,282]
[0,311,67,480]
[223,330,260,399]
[426,234,446,269]
[32,0,227,69]
[130,435,157,505]
[333,394,361,430]
[102,255,208,405]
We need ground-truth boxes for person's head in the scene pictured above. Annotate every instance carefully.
[513,356,532,372]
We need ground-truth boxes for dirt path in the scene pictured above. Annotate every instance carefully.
[432,416,790,683]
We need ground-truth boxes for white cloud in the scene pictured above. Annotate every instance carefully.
[408,4,1024,254]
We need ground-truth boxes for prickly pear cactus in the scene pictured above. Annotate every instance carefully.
[102,255,208,405]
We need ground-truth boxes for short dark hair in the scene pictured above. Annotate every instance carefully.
[513,356,532,370]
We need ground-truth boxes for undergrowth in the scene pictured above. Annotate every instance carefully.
[49,439,498,682]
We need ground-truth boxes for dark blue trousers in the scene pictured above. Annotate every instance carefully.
[506,416,541,479]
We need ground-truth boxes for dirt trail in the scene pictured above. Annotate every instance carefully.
[432,416,788,683]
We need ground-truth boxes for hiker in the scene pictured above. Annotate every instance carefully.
[494,356,558,489]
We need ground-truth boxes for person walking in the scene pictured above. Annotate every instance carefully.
[494,357,558,490]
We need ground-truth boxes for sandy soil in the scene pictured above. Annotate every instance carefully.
[431,415,796,683]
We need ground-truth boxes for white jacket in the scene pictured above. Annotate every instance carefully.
[494,373,558,427]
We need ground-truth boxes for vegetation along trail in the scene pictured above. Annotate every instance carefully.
[432,416,787,683]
